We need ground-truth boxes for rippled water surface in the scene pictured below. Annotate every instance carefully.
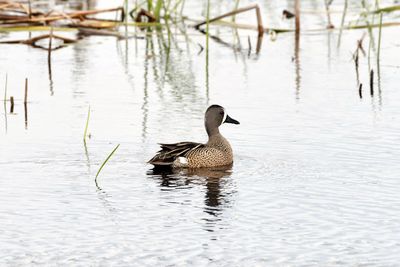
[1,0,400,266]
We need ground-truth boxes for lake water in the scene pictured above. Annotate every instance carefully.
[1,0,400,266]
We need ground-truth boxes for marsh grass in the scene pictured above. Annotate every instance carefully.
[366,5,400,14]
[95,144,120,183]
[154,0,163,21]
[83,106,91,143]
[205,0,210,50]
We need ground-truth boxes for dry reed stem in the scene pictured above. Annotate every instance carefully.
[194,4,264,36]
[1,7,124,24]
[295,0,300,33]
[0,2,33,15]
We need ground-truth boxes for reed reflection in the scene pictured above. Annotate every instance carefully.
[294,27,301,100]
[24,102,28,129]
[139,29,207,135]
[3,74,7,133]
[48,40,54,96]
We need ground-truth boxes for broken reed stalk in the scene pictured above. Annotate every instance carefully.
[359,83,363,99]
[95,144,120,182]
[194,4,264,37]
[370,69,374,96]
[10,96,14,113]
[354,48,359,69]
[357,33,366,56]
[295,0,300,33]
[24,78,28,104]
[255,4,263,36]
[83,105,90,143]
[352,33,365,86]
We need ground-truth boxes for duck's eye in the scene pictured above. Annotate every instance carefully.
[220,111,224,115]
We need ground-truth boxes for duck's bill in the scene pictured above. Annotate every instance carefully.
[224,114,240,125]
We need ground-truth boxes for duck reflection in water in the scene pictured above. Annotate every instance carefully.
[148,164,235,219]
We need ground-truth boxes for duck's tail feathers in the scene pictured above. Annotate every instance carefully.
[148,142,204,166]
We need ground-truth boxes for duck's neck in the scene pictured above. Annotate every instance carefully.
[207,131,222,143]
[206,124,220,137]
[207,132,233,155]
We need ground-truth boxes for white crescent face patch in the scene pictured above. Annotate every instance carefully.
[222,108,227,124]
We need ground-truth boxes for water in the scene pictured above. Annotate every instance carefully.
[1,0,400,265]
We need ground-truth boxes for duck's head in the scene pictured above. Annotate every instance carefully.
[205,105,239,136]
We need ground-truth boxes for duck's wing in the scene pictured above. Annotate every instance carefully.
[148,142,204,166]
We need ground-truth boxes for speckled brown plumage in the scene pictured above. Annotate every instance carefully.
[183,134,233,168]
[148,105,239,168]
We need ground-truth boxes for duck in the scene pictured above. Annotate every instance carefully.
[148,105,240,168]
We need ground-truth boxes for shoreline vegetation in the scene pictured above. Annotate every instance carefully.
[0,0,398,50]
